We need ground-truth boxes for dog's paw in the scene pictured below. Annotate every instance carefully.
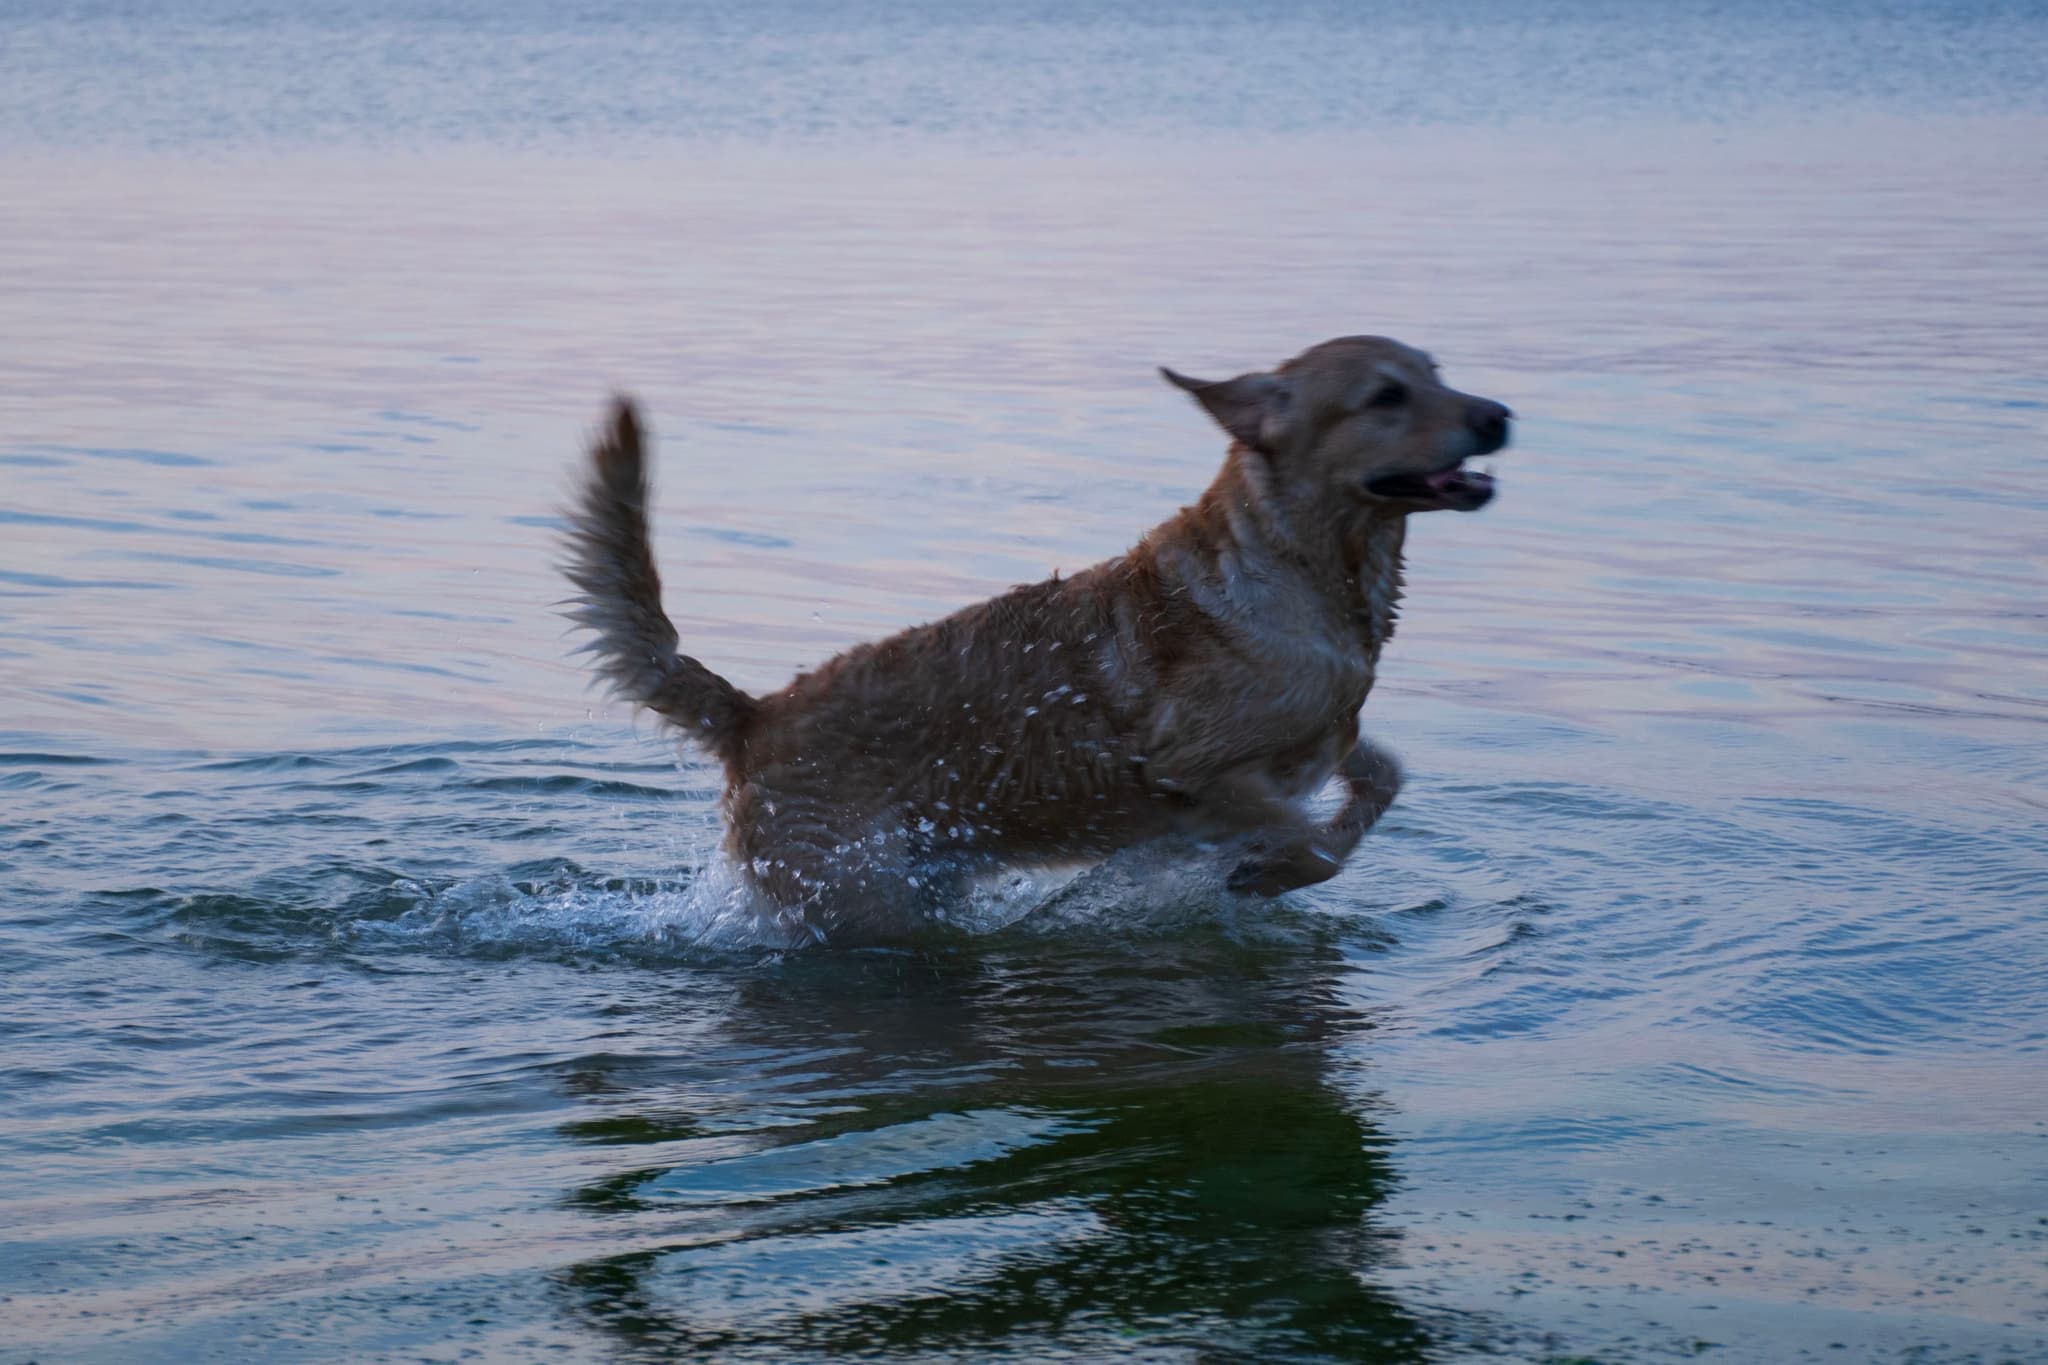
[1225,845,1340,897]
[1340,740,1403,801]
[1225,859,1287,897]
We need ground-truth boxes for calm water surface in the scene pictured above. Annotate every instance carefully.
[4,4,2047,1362]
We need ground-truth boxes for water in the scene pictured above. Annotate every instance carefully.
[4,3,2048,1361]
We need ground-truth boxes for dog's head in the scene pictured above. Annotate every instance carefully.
[1162,336,1510,513]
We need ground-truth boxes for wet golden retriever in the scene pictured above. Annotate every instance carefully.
[564,336,1511,940]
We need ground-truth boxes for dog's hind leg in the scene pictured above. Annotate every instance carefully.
[733,803,953,945]
[1225,740,1403,897]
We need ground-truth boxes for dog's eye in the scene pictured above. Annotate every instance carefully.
[1367,382,1409,410]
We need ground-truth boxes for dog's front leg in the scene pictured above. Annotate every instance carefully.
[1224,740,1403,896]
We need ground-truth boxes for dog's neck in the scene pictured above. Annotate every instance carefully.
[1341,512,1407,660]
[1191,448,1408,657]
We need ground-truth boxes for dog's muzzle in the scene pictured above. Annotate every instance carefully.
[1364,400,1512,512]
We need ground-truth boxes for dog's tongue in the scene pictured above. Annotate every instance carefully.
[1426,467,1494,494]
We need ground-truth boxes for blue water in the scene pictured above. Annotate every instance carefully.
[4,3,2048,1361]
[7,0,2048,150]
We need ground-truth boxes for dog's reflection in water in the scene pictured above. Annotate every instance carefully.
[553,914,1433,1360]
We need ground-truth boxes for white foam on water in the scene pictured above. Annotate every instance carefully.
[336,854,800,960]
[330,831,1273,962]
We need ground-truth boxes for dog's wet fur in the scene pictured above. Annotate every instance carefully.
[564,336,1511,941]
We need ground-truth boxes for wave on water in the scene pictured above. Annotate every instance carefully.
[149,837,1334,967]
[336,860,793,960]
[21,738,1362,968]
[328,846,1293,961]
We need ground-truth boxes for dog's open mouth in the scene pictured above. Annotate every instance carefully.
[1365,461,1496,511]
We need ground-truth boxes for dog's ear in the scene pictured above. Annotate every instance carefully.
[1160,366,1292,454]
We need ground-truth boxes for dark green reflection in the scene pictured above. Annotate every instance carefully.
[557,918,1431,1362]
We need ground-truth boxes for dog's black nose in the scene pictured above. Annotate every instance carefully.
[1468,400,1512,454]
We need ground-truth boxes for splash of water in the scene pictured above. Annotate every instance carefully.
[324,832,1274,962]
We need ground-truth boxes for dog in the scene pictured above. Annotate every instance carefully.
[563,335,1511,941]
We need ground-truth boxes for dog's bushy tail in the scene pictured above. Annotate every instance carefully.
[562,398,754,764]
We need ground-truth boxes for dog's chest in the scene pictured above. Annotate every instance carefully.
[1247,536,1402,734]
[1285,614,1374,715]
[1229,584,1375,721]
